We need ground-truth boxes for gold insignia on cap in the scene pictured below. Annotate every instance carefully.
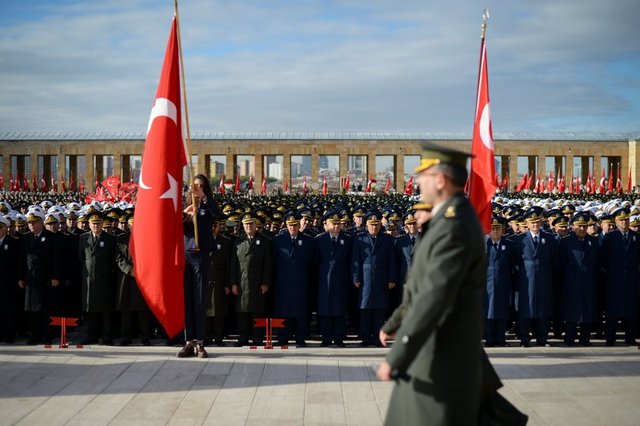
[444,206,456,218]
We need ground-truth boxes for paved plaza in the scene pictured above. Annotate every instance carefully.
[1,341,639,426]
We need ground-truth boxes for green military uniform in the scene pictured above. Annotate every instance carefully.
[385,192,485,425]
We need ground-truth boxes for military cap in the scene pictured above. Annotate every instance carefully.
[299,208,313,219]
[340,214,351,223]
[415,140,473,173]
[77,213,88,223]
[587,214,598,226]
[284,212,301,225]
[388,211,401,222]
[241,213,257,224]
[364,211,382,225]
[88,212,104,224]
[15,214,27,226]
[412,202,433,211]
[403,212,417,224]
[612,207,630,220]
[561,204,576,215]
[352,205,367,217]
[551,216,569,228]
[524,210,543,223]
[67,202,81,211]
[630,216,640,227]
[40,200,54,210]
[386,223,398,231]
[571,212,590,226]
[491,216,508,227]
[323,211,341,223]
[227,214,240,227]
[66,210,79,220]
[599,214,614,224]
[0,202,9,214]
[103,217,113,227]
[0,216,9,227]
[44,213,59,224]
[222,203,235,215]
[545,209,561,219]
[26,210,45,223]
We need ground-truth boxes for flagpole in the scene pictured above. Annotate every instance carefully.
[174,0,200,249]
[468,9,490,197]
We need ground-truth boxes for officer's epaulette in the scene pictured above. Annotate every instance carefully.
[444,205,456,219]
[219,233,233,242]
[315,231,328,239]
[10,235,20,240]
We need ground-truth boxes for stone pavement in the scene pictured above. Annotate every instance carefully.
[1,342,639,426]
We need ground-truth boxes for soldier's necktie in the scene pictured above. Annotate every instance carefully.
[332,236,337,245]
[494,242,499,251]
[410,237,415,247]
[623,233,628,243]
[292,237,296,246]
[533,236,538,248]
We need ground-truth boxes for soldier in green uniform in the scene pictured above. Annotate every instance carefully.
[376,142,487,425]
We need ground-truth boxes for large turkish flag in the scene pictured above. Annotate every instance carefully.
[131,16,187,338]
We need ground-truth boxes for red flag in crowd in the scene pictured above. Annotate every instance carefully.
[322,175,328,195]
[131,16,187,338]
[69,175,76,192]
[233,174,240,194]
[303,176,308,194]
[616,168,622,193]
[500,175,508,191]
[31,174,37,192]
[557,172,565,193]
[102,176,121,198]
[591,173,596,194]
[261,176,267,195]
[40,176,47,192]
[598,169,606,194]
[607,167,614,192]
[546,172,555,193]
[515,173,527,192]
[248,175,254,191]
[284,177,289,193]
[61,175,67,192]
[218,174,225,194]
[384,176,392,194]
[51,176,57,193]
[344,175,350,192]
[79,177,85,193]
[468,26,496,234]
[404,175,414,195]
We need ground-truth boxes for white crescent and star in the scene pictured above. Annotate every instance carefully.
[479,102,493,150]
[139,97,178,190]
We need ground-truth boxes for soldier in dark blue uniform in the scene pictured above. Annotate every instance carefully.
[393,212,420,314]
[601,207,640,346]
[556,212,600,346]
[352,211,397,346]
[485,216,518,347]
[0,216,20,343]
[514,210,557,347]
[314,212,352,347]
[273,212,314,347]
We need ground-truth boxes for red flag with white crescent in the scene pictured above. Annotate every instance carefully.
[131,16,187,338]
[261,176,267,194]
[468,34,496,233]
[322,175,327,195]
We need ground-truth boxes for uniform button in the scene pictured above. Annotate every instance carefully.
[402,335,409,344]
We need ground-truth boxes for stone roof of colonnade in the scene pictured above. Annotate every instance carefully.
[0,130,637,141]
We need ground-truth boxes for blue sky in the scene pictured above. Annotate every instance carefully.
[0,0,638,134]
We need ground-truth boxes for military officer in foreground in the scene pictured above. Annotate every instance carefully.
[376,142,487,424]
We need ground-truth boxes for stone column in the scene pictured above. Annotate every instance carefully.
[113,153,121,180]
[283,151,291,189]
[311,152,319,185]
[254,154,264,192]
[367,153,376,183]
[225,151,235,181]
[395,154,405,193]
[593,154,602,187]
[630,139,638,189]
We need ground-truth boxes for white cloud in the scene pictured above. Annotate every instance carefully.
[0,0,638,134]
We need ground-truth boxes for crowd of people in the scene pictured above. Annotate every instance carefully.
[0,184,639,353]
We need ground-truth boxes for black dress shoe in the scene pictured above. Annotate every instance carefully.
[177,342,195,358]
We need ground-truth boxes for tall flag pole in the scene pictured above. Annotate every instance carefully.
[468,9,496,234]
[131,10,188,338]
